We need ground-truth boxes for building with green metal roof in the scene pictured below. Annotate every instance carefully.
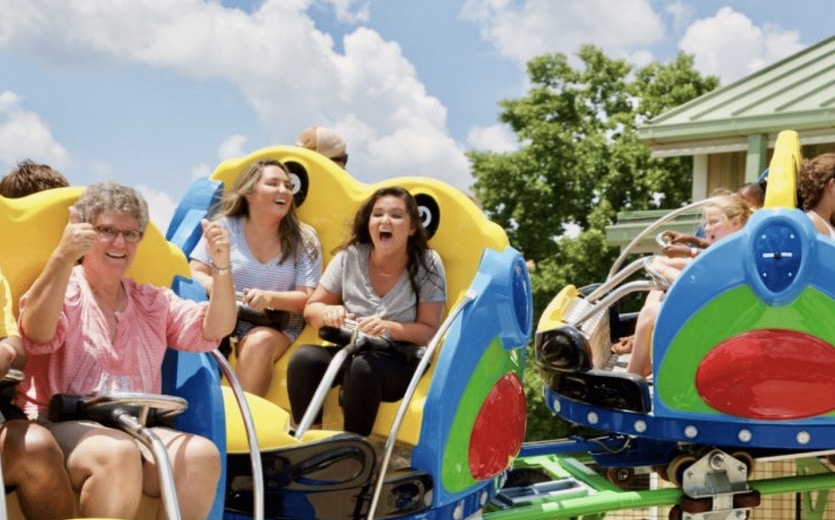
[606,34,835,251]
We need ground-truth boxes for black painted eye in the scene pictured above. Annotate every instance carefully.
[413,193,440,239]
[283,161,309,207]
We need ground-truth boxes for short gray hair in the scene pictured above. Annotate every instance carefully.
[74,181,149,231]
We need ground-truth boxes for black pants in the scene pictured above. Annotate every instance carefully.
[287,344,418,436]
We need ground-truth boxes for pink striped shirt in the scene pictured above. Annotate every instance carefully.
[18,266,218,417]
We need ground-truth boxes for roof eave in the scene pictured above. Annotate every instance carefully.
[637,110,835,145]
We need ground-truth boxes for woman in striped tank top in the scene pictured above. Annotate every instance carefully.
[191,160,322,396]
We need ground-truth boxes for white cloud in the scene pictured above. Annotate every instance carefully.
[321,0,370,24]
[665,1,696,32]
[218,134,248,160]
[85,161,112,180]
[191,163,212,181]
[0,90,70,172]
[0,0,471,189]
[466,124,518,153]
[136,184,177,233]
[626,49,655,68]
[679,7,805,84]
[460,0,665,64]
[332,29,472,188]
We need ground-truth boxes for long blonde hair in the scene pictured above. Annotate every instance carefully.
[216,159,318,264]
[703,193,753,227]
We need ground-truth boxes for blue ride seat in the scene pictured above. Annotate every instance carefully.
[165,177,223,258]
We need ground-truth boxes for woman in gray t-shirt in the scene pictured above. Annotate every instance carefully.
[287,186,446,436]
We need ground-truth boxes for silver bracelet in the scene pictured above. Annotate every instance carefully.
[212,263,231,276]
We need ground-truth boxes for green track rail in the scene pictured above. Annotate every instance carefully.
[484,455,835,519]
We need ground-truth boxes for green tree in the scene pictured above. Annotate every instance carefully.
[469,46,719,441]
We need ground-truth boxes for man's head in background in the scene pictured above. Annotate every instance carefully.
[297,127,348,168]
[0,159,69,198]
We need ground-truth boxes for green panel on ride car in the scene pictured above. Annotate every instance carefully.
[441,337,523,492]
[657,285,835,413]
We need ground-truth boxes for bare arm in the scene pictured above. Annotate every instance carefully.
[372,301,444,345]
[0,336,24,376]
[242,286,316,314]
[199,219,237,340]
[808,212,833,236]
[21,207,97,344]
[662,230,711,249]
[303,285,349,329]
[650,255,691,282]
[189,259,214,295]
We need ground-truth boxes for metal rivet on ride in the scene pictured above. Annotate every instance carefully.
[709,452,725,470]
[587,412,598,425]
[633,420,647,433]
[684,425,698,438]
[797,431,810,445]
[553,399,561,413]
[738,429,752,443]
[453,500,465,520]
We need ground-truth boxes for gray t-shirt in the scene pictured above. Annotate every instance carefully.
[320,243,446,323]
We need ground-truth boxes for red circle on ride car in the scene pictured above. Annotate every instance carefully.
[696,329,835,420]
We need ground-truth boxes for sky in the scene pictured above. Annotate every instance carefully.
[1,0,832,230]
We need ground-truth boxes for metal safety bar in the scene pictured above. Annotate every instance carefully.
[367,290,477,519]
[607,199,711,279]
[569,280,667,329]
[116,413,183,520]
[211,350,264,520]
[293,330,363,440]
[585,256,653,302]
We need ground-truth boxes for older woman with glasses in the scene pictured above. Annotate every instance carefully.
[17,181,236,519]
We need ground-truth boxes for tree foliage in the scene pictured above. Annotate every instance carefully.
[469,46,719,441]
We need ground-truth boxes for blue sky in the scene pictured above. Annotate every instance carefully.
[1,0,832,228]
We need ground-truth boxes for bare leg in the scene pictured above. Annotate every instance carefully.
[235,327,291,396]
[145,427,221,520]
[1,420,76,520]
[47,420,144,518]
[626,290,663,377]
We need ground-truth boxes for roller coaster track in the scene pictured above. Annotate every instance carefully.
[485,454,835,519]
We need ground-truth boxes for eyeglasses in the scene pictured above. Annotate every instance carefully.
[95,225,144,243]
[331,154,348,166]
